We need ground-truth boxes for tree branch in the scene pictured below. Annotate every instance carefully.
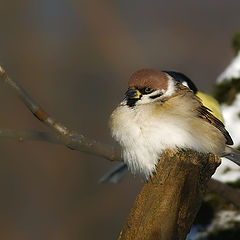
[208,178,240,208]
[118,150,221,240]
[0,66,121,162]
[0,128,60,144]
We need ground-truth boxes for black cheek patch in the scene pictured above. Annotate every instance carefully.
[150,93,163,99]
[127,98,138,107]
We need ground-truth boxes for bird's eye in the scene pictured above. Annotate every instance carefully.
[143,87,153,94]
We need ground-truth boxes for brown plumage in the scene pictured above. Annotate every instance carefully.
[197,105,233,145]
[128,69,169,90]
[174,85,233,146]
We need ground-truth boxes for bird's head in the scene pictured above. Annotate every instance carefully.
[124,69,181,107]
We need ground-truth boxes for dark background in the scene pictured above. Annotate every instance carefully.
[0,1,238,239]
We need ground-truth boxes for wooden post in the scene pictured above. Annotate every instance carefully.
[118,150,221,240]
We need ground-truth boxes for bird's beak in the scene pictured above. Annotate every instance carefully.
[125,88,142,100]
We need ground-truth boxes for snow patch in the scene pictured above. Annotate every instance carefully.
[213,157,240,182]
[221,93,240,146]
[217,52,240,82]
[212,94,240,182]
[188,210,240,240]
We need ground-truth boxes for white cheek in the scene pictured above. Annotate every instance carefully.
[135,89,164,105]
[182,81,188,88]
[135,95,152,105]
[164,77,176,97]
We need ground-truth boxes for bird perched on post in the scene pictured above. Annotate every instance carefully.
[109,69,240,179]
[99,71,224,183]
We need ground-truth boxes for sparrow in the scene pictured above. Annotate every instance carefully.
[109,69,240,179]
[100,71,224,183]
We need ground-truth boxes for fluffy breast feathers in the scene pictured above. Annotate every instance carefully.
[110,89,227,178]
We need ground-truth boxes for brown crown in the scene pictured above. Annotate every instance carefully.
[128,69,169,90]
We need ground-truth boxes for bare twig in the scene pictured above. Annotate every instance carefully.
[208,178,240,209]
[0,128,60,144]
[0,66,121,162]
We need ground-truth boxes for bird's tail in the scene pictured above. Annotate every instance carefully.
[98,163,128,184]
[222,146,240,166]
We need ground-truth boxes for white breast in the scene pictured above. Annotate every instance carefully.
[110,99,225,178]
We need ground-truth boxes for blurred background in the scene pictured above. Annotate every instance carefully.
[0,0,239,239]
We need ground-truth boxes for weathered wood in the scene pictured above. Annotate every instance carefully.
[118,150,221,240]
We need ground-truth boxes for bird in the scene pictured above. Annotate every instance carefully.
[100,71,224,183]
[109,69,240,179]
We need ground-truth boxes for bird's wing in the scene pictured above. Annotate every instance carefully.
[197,105,233,145]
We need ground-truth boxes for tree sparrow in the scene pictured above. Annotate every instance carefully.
[100,71,224,183]
[109,69,240,179]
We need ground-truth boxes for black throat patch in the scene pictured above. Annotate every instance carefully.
[126,97,140,107]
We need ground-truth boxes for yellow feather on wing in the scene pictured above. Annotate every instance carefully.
[196,91,224,122]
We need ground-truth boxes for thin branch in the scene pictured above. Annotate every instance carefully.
[0,66,121,162]
[208,178,240,209]
[0,128,61,144]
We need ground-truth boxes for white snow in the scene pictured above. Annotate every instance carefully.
[188,210,240,240]
[221,93,240,146]
[212,54,240,182]
[212,94,240,182]
[209,210,240,231]
[213,157,240,182]
[217,51,240,82]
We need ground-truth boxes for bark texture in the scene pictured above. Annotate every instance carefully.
[118,150,221,240]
